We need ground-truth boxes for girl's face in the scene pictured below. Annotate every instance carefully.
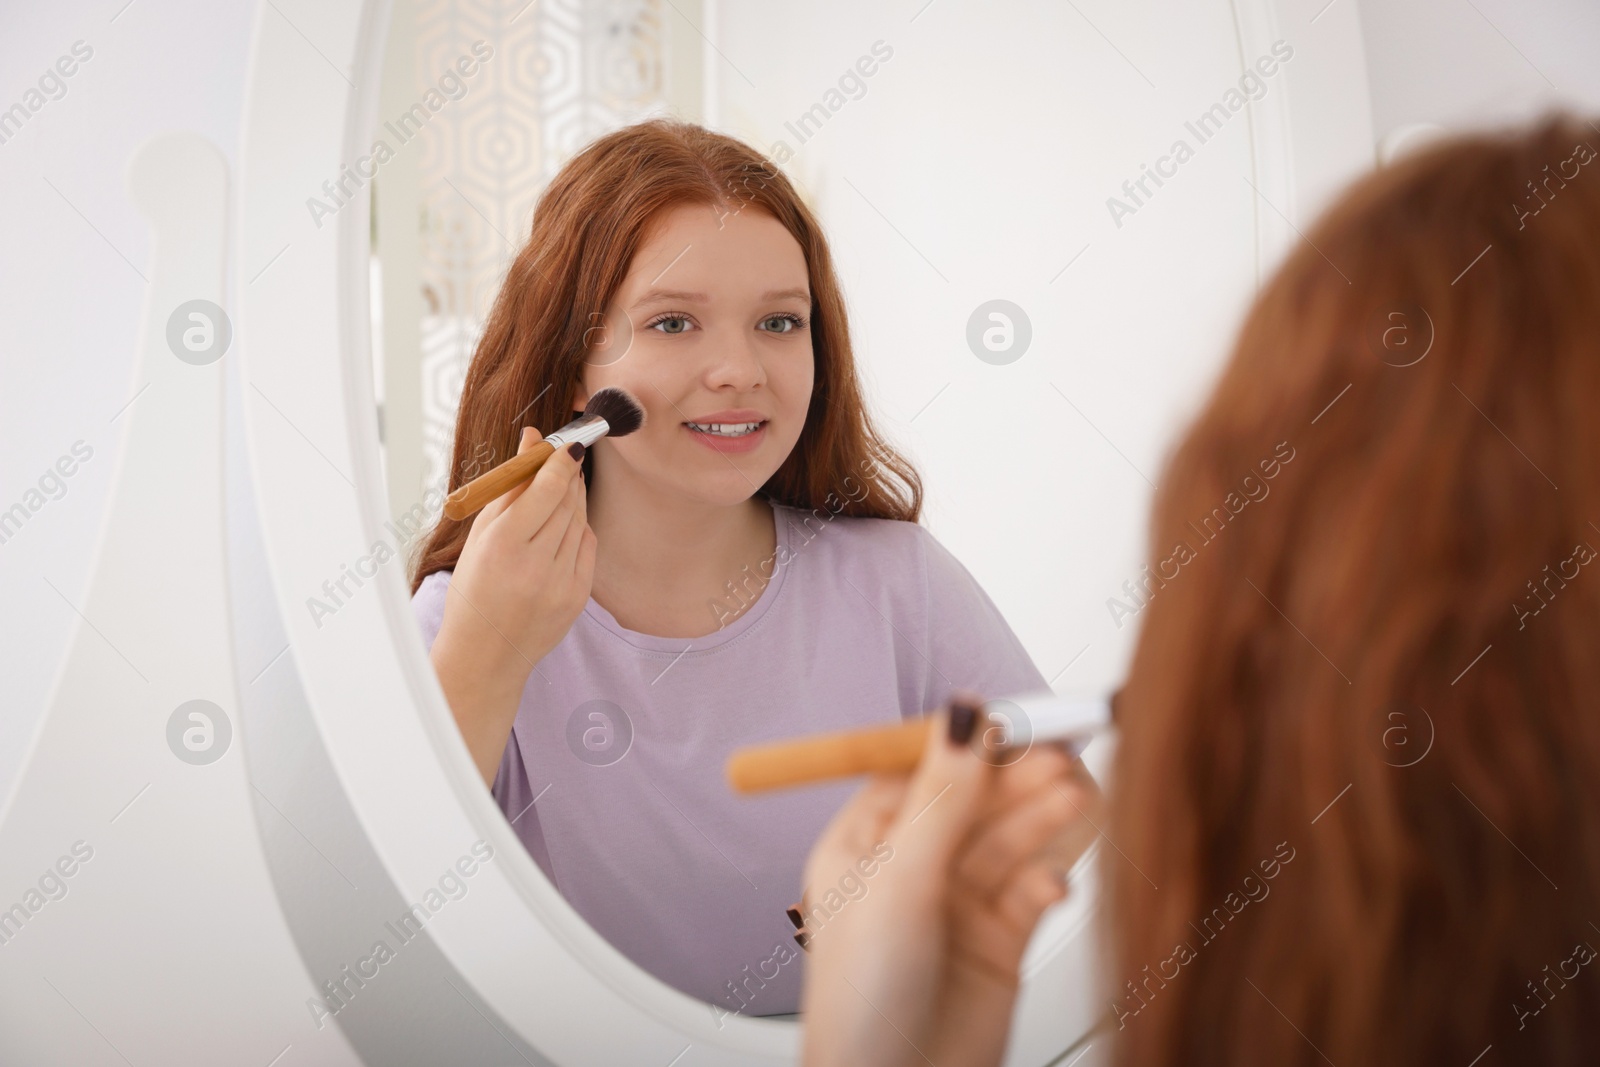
[576,201,815,508]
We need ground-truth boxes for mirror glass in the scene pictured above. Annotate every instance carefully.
[362,0,1269,1026]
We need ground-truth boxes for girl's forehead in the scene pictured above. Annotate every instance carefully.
[620,204,809,301]
[634,201,797,258]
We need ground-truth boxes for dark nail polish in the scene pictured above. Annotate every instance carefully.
[786,906,804,929]
[948,698,979,746]
[567,442,585,461]
[794,931,810,952]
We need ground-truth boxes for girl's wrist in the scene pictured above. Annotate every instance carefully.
[430,622,538,706]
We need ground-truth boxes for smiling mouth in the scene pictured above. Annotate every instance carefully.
[683,420,767,437]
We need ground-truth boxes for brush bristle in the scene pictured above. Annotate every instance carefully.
[584,386,645,438]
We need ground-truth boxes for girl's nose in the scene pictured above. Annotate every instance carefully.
[703,328,766,391]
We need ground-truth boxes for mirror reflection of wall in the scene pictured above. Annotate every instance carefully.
[371,0,700,526]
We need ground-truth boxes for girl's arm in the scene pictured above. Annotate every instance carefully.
[429,428,596,787]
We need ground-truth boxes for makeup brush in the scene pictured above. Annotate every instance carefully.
[725,691,1110,793]
[443,386,645,521]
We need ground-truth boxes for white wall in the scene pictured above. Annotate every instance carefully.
[712,0,1361,695]
[0,0,253,803]
[1358,0,1600,144]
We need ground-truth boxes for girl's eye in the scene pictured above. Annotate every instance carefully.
[759,313,806,334]
[648,315,694,335]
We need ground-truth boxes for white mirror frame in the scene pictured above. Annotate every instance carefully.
[237,0,1372,1061]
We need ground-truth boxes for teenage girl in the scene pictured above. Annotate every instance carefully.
[409,119,1055,1016]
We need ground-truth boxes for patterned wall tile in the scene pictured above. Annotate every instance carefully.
[413,0,670,492]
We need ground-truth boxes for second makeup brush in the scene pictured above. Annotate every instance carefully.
[725,691,1110,793]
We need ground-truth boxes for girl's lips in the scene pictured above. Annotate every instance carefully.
[684,421,768,455]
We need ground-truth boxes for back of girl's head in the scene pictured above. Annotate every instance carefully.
[1113,112,1600,1065]
[411,119,919,591]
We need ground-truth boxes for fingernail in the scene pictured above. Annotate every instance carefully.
[568,442,585,461]
[948,698,979,746]
[786,905,804,929]
[793,931,811,952]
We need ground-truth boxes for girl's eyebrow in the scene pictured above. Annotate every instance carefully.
[632,288,706,307]
[630,286,811,308]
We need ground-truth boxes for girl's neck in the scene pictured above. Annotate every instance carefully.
[584,460,776,639]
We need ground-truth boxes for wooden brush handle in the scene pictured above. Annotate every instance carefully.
[443,440,557,521]
[727,716,949,793]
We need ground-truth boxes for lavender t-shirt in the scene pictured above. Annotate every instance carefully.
[411,498,1047,1017]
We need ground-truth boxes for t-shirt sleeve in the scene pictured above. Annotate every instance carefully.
[410,568,555,879]
[915,526,1050,714]
[489,725,560,888]
[410,569,451,650]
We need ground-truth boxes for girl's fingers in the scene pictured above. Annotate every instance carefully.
[464,428,537,550]
[804,774,910,912]
[503,433,586,539]
[468,427,539,537]
[883,695,993,874]
[553,511,587,574]
[850,774,913,840]
[815,775,909,861]
[567,472,589,562]
[575,525,598,582]
[955,779,1081,898]
[969,744,1074,823]
[990,860,1070,937]
[941,859,1068,990]
[529,471,584,558]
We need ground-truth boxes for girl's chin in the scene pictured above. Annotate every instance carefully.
[672,469,781,509]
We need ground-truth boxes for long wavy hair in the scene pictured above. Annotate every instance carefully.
[1112,113,1600,1065]
[411,119,921,592]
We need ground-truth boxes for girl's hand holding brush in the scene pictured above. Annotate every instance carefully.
[429,428,596,786]
[797,696,1093,1067]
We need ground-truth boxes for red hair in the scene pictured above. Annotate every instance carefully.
[1112,113,1600,1064]
[412,119,920,592]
